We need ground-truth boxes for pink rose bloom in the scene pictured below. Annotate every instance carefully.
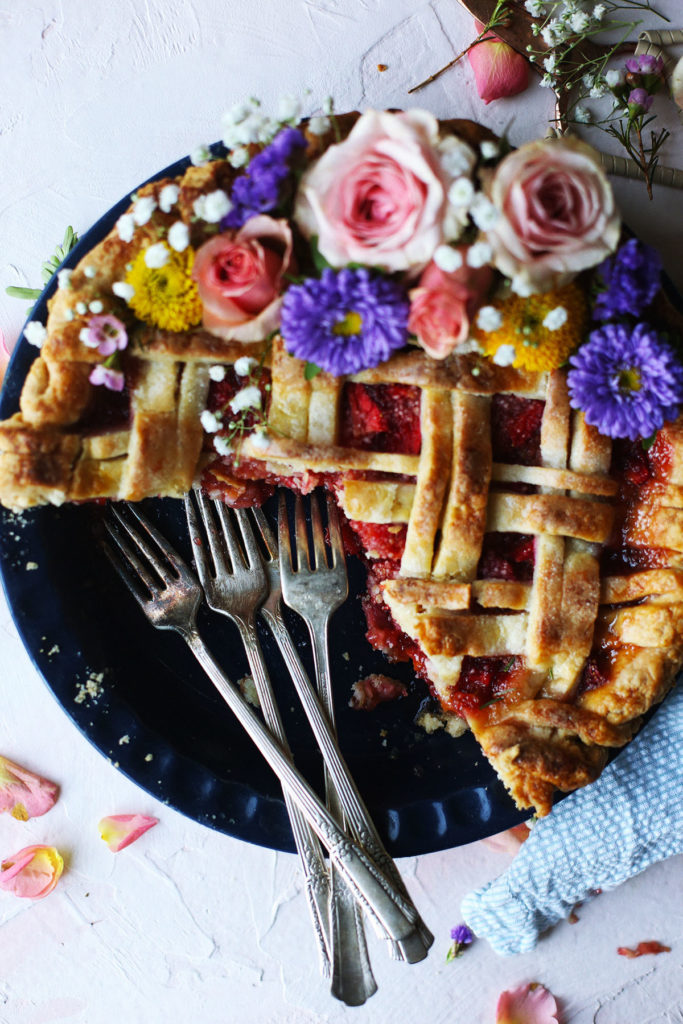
[408,250,493,358]
[486,137,620,292]
[193,215,295,342]
[295,109,455,273]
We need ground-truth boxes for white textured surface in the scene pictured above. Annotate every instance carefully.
[1,2,683,1021]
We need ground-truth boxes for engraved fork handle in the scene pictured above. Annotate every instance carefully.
[235,614,332,978]
[181,627,421,948]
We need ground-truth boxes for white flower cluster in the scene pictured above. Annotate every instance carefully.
[219,94,309,166]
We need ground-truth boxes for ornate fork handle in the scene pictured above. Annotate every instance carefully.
[181,626,421,947]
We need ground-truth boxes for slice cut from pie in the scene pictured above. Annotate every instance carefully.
[1,111,682,818]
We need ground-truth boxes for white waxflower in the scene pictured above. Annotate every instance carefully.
[448,177,475,208]
[200,409,222,433]
[132,196,157,226]
[112,281,135,302]
[438,136,475,178]
[57,269,72,289]
[191,144,211,167]
[476,306,503,332]
[234,356,258,377]
[480,140,499,161]
[250,428,270,451]
[144,243,169,268]
[24,321,47,348]
[159,184,180,213]
[277,95,301,123]
[308,115,330,136]
[230,386,262,414]
[116,213,136,243]
[543,306,568,331]
[88,300,104,314]
[493,344,516,367]
[208,364,226,382]
[213,435,233,456]
[167,221,190,252]
[228,146,250,168]
[466,241,493,268]
[193,190,231,224]
[433,245,463,273]
[470,193,499,231]
[605,69,624,88]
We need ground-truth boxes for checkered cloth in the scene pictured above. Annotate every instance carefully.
[461,683,683,956]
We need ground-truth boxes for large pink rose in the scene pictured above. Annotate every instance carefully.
[295,109,455,273]
[408,251,493,359]
[193,215,294,342]
[485,137,620,292]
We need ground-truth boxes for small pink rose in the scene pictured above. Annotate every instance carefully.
[408,250,493,358]
[468,21,530,105]
[0,845,64,899]
[0,755,59,821]
[193,215,295,342]
[98,814,158,852]
[295,109,457,273]
[486,137,620,292]
[496,982,560,1024]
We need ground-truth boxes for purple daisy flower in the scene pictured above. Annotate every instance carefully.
[223,127,306,230]
[593,239,662,321]
[280,268,410,375]
[568,323,683,440]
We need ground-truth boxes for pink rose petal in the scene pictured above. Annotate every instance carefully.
[0,328,9,387]
[468,22,530,105]
[482,822,531,854]
[0,754,59,821]
[497,983,560,1024]
[0,845,64,899]
[99,814,159,852]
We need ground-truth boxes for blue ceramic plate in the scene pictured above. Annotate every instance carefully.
[0,156,529,855]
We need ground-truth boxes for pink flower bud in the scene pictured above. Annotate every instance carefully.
[468,21,529,105]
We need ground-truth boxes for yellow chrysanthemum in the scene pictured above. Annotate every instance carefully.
[126,244,202,332]
[473,282,589,372]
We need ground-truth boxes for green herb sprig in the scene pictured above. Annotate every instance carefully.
[6,225,80,313]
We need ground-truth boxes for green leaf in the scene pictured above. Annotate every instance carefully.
[5,286,41,300]
[642,432,657,451]
[309,235,332,274]
[304,361,322,381]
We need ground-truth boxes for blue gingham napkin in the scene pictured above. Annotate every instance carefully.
[461,682,683,955]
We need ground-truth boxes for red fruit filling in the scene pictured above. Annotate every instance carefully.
[491,394,544,466]
[349,674,408,711]
[339,382,422,454]
[443,655,522,717]
[477,533,535,582]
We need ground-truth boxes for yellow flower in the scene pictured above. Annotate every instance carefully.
[473,282,589,372]
[126,244,202,332]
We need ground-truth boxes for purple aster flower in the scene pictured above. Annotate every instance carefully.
[223,127,306,230]
[625,53,664,77]
[628,87,653,113]
[593,238,662,321]
[281,268,410,375]
[446,923,474,962]
[568,323,683,440]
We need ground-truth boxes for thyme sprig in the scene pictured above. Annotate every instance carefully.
[6,225,80,312]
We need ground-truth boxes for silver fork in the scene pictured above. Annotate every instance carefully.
[102,503,423,953]
[183,490,332,982]
[278,490,434,964]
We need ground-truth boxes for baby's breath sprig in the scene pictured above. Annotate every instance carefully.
[207,341,273,465]
[408,0,513,94]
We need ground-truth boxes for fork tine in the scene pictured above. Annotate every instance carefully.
[194,490,231,576]
[234,508,264,572]
[278,490,294,573]
[293,493,310,572]
[252,506,277,562]
[109,505,178,587]
[309,491,329,570]
[213,501,248,571]
[102,530,154,609]
[325,492,345,571]
[183,492,214,584]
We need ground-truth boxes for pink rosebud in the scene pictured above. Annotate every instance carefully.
[496,983,560,1024]
[98,814,158,852]
[468,21,529,105]
[0,755,59,821]
[0,845,64,899]
[89,364,125,392]
[625,53,664,77]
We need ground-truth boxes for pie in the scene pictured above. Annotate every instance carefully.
[2,106,682,818]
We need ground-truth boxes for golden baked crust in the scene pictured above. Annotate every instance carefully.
[1,116,682,819]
